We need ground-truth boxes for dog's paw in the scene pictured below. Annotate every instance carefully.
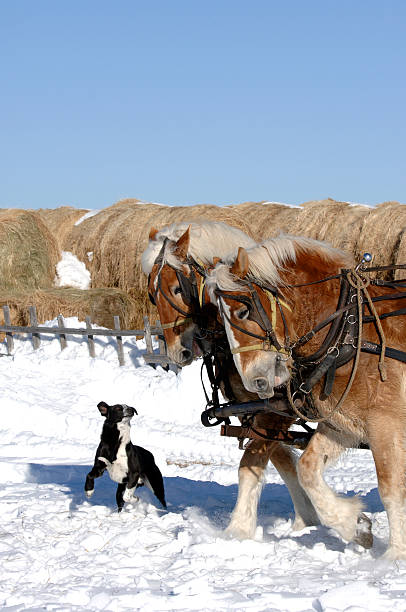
[85,489,94,498]
[123,487,135,502]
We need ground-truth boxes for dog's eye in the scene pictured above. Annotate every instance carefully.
[236,306,250,320]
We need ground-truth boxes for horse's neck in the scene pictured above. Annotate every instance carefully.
[280,250,345,345]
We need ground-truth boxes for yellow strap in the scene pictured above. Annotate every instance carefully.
[231,343,288,355]
[160,317,193,330]
[199,278,206,308]
[265,290,277,330]
[264,289,291,314]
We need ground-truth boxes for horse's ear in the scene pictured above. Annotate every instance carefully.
[149,227,159,241]
[174,226,191,258]
[212,256,221,266]
[231,247,249,279]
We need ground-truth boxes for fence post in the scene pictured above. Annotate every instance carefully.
[85,316,96,358]
[57,315,67,351]
[29,306,40,350]
[2,305,14,354]
[114,315,125,366]
[143,316,153,354]
[156,319,166,357]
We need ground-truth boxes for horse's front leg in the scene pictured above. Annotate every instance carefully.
[296,426,372,547]
[226,440,319,539]
[225,439,271,539]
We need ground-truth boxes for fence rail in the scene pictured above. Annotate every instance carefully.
[0,305,178,370]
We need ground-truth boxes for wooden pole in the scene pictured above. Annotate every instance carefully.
[156,319,166,357]
[57,315,67,351]
[29,306,40,350]
[85,316,96,358]
[2,305,14,354]
[114,315,125,366]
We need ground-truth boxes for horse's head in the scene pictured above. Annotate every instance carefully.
[145,226,207,367]
[207,246,293,398]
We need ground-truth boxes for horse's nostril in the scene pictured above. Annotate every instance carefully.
[253,377,268,391]
[181,349,192,362]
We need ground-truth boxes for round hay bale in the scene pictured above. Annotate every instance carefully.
[354,202,406,279]
[229,201,301,240]
[0,209,60,291]
[63,198,253,322]
[288,199,370,257]
[36,206,88,249]
[0,287,138,330]
[394,227,406,280]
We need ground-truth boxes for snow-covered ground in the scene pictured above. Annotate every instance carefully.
[1,322,406,612]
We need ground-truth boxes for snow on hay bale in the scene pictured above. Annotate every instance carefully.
[0,209,60,291]
[36,206,88,249]
[0,287,138,330]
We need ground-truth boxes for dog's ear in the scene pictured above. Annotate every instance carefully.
[97,401,109,416]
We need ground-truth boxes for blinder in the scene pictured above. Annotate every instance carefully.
[215,284,291,354]
[175,268,199,306]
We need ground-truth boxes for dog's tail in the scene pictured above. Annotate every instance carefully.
[144,462,167,508]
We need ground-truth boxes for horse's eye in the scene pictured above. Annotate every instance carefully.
[174,286,182,295]
[236,306,250,320]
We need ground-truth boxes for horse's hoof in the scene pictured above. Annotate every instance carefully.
[353,513,373,549]
[85,489,94,498]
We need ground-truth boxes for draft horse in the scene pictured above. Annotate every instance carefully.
[206,234,406,558]
[141,222,320,538]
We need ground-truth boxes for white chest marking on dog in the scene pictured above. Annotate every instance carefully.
[100,421,131,483]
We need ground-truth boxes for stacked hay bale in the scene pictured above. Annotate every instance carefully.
[0,288,138,330]
[3,199,405,332]
[36,206,88,249]
[230,199,406,279]
[61,197,406,327]
[63,198,252,326]
[0,209,60,291]
[0,208,137,330]
[228,201,301,240]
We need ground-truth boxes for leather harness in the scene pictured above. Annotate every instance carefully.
[149,241,406,447]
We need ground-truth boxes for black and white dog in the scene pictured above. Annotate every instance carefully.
[85,401,166,512]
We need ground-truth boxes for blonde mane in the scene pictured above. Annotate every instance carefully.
[141,220,256,274]
[206,234,352,299]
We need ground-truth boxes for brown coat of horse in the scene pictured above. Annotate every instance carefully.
[206,235,406,558]
[142,222,321,539]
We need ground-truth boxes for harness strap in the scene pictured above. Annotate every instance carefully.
[160,317,193,330]
[361,341,406,364]
[231,343,285,355]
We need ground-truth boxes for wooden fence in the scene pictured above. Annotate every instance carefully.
[0,305,179,371]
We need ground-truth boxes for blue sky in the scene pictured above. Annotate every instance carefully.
[1,1,405,210]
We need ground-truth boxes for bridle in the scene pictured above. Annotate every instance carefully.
[147,238,207,330]
[215,282,292,356]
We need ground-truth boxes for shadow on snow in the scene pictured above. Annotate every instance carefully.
[27,462,384,552]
